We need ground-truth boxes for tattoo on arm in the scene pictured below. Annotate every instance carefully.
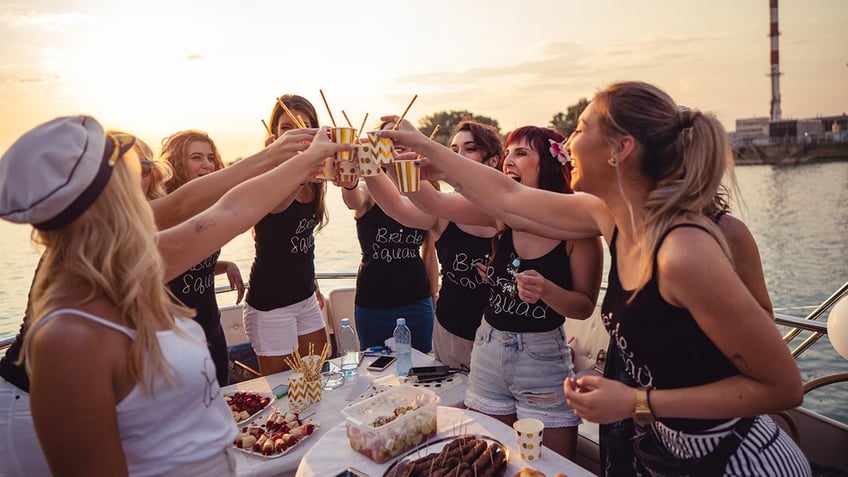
[190,218,216,233]
[731,353,751,373]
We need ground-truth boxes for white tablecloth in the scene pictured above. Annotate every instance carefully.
[227,350,466,477]
[295,406,595,477]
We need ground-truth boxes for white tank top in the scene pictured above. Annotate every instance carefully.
[29,309,237,477]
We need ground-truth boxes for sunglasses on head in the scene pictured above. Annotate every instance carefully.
[140,159,153,178]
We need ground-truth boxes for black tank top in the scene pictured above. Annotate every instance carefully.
[167,250,221,336]
[434,222,492,340]
[484,229,572,333]
[246,200,317,310]
[602,225,737,431]
[354,205,431,309]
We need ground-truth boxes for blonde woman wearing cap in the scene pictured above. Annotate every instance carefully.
[377,80,810,475]
[160,130,245,386]
[0,116,350,477]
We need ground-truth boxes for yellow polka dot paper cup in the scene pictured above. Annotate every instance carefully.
[337,157,358,183]
[513,417,544,462]
[356,142,382,177]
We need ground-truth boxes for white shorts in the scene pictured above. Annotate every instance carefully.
[242,293,325,356]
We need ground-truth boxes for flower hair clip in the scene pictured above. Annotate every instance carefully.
[548,139,571,166]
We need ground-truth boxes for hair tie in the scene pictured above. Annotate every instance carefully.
[676,106,701,130]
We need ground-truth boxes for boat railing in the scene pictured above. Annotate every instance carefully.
[3,276,846,367]
[778,280,848,358]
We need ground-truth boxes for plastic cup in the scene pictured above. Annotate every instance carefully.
[331,127,357,162]
[513,417,544,462]
[394,160,420,192]
[367,131,394,165]
[356,142,382,177]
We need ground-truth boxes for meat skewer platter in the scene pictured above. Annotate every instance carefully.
[231,407,320,459]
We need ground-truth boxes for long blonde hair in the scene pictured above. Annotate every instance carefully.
[593,81,736,297]
[109,130,172,200]
[23,149,193,393]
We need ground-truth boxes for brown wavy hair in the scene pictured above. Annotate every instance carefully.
[160,130,225,193]
[270,94,328,231]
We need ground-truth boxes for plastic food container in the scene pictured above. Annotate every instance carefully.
[341,385,439,463]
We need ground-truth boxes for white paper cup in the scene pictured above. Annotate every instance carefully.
[337,159,358,183]
[356,142,382,177]
[331,127,357,162]
[394,160,420,192]
[367,131,394,165]
[288,372,310,413]
[315,157,334,181]
[513,417,544,462]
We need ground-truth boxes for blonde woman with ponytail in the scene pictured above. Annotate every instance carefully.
[0,116,351,477]
[378,80,810,476]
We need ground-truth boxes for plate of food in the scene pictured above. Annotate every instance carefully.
[383,434,508,477]
[223,391,274,425]
[232,408,319,458]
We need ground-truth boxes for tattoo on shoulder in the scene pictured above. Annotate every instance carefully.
[731,353,751,373]
[190,218,216,233]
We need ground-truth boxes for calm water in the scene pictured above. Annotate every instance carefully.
[1,163,846,423]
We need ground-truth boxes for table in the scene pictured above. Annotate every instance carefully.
[226,350,466,477]
[296,406,596,477]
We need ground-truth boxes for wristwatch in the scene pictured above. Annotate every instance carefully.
[632,387,655,426]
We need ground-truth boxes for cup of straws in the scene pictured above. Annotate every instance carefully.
[284,343,330,411]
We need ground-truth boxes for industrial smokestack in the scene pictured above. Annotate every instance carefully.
[769,0,782,121]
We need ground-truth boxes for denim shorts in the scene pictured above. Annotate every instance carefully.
[465,320,580,428]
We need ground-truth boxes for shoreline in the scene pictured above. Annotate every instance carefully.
[734,143,848,166]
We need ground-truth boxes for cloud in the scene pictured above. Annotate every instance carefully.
[0,10,95,29]
[1,74,59,84]
[185,53,205,61]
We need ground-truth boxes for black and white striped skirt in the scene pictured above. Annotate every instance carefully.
[653,415,811,476]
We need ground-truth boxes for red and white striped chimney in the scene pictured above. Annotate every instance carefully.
[769,0,782,121]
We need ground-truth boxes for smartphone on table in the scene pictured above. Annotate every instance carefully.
[366,356,396,372]
[408,365,451,379]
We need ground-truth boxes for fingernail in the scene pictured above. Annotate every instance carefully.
[413,160,420,167]
[374,130,382,137]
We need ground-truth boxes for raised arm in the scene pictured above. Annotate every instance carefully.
[158,127,349,281]
[150,128,318,229]
[363,172,438,230]
[402,177,497,228]
[378,117,611,239]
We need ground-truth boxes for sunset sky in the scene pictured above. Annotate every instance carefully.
[1,0,846,161]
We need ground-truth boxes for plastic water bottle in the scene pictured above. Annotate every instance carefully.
[338,318,359,378]
[393,318,412,377]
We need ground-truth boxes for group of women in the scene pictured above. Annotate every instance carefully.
[0,80,812,476]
